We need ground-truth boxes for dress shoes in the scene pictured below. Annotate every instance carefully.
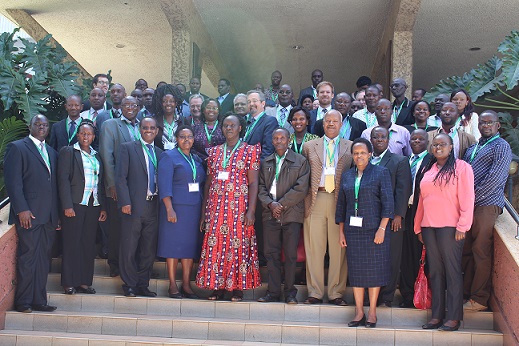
[365,320,377,328]
[257,293,280,303]
[169,291,183,299]
[347,315,366,327]
[76,286,96,294]
[304,297,323,304]
[124,287,137,297]
[422,321,443,329]
[399,300,415,308]
[438,321,461,331]
[180,287,198,299]
[285,296,298,304]
[64,287,76,295]
[16,305,32,313]
[329,298,348,306]
[138,287,157,297]
[32,304,57,312]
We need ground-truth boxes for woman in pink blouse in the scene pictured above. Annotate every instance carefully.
[414,133,474,331]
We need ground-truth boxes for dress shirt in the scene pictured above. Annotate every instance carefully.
[269,149,288,201]
[29,134,51,172]
[427,114,441,128]
[339,116,352,140]
[141,141,157,196]
[463,136,512,208]
[319,135,340,187]
[316,105,332,121]
[352,108,378,128]
[80,108,100,121]
[73,143,100,206]
[361,123,411,156]
[121,115,141,140]
[414,160,474,233]
[276,104,292,126]
[371,148,389,166]
[218,93,229,104]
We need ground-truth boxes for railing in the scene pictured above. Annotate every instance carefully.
[504,198,519,240]
[0,197,9,224]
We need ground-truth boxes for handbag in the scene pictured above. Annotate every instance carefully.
[413,245,432,310]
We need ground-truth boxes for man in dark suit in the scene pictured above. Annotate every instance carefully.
[370,126,412,307]
[399,129,432,307]
[309,81,334,134]
[297,69,323,105]
[313,92,366,140]
[82,73,112,111]
[49,95,83,152]
[4,114,59,313]
[184,77,208,103]
[265,84,295,134]
[244,90,278,159]
[390,78,415,126]
[99,96,141,277]
[116,117,162,297]
[217,78,235,115]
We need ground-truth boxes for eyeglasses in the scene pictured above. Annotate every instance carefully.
[478,121,498,127]
[431,143,449,148]
[178,135,194,140]
[96,80,109,85]
[122,104,138,109]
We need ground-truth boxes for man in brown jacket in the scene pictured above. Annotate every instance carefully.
[302,110,353,305]
[257,128,310,304]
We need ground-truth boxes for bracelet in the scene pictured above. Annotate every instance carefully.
[378,227,385,231]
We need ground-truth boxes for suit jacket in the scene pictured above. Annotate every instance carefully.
[258,149,310,224]
[218,94,235,116]
[116,141,163,218]
[4,137,59,227]
[313,116,367,140]
[410,153,433,215]
[93,109,114,135]
[427,128,476,159]
[302,137,353,218]
[49,117,79,152]
[265,107,294,134]
[378,151,412,219]
[57,146,106,211]
[309,109,318,134]
[244,113,278,159]
[394,98,415,126]
[99,118,137,193]
[297,86,315,105]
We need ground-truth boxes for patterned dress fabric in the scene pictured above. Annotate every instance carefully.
[196,143,262,291]
[192,122,226,161]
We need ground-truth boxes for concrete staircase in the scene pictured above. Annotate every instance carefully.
[0,259,503,345]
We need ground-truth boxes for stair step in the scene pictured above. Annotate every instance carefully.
[42,292,495,330]
[3,310,503,346]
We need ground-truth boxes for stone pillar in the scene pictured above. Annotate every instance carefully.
[392,31,414,99]
[171,28,191,86]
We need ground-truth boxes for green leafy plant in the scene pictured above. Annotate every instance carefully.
[0,117,28,197]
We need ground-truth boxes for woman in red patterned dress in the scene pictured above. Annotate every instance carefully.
[196,114,262,301]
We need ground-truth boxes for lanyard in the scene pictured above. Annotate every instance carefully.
[325,138,339,166]
[413,123,429,131]
[222,140,241,168]
[244,112,264,140]
[278,108,288,127]
[292,133,308,154]
[275,152,287,181]
[410,151,428,169]
[163,117,176,141]
[354,174,361,216]
[364,109,376,127]
[81,149,99,175]
[392,100,405,122]
[177,148,197,182]
[66,119,80,144]
[340,119,351,139]
[269,87,278,102]
[204,121,218,144]
[126,122,141,140]
[141,141,157,169]
[35,142,51,170]
[470,134,499,163]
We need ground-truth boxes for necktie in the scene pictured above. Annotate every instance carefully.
[40,143,50,172]
[113,109,121,118]
[325,139,335,193]
[371,156,382,165]
[410,155,419,179]
[146,144,156,193]
[92,110,98,120]
[68,120,76,139]
[279,108,287,125]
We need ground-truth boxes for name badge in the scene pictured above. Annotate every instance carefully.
[188,183,199,192]
[217,171,229,181]
[349,216,363,227]
[324,167,335,175]
[164,142,175,150]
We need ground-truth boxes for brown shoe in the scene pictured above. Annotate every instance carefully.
[329,298,348,306]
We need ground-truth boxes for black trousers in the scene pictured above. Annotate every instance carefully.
[263,219,301,297]
[119,199,158,291]
[61,203,100,287]
[399,206,423,303]
[422,227,464,321]
[107,197,121,270]
[381,223,404,302]
[15,223,55,307]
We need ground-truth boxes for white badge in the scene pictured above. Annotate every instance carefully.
[324,166,335,175]
[217,171,229,181]
[349,216,363,227]
[164,142,175,150]
[188,183,199,192]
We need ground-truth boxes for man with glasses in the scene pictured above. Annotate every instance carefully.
[462,110,511,312]
[82,73,112,111]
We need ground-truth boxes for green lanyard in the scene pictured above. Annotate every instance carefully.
[392,100,405,123]
[126,122,141,140]
[325,138,339,166]
[66,119,80,144]
[204,121,218,144]
[269,87,278,102]
[410,151,428,169]
[354,174,361,216]
[275,152,287,181]
[340,119,351,139]
[244,112,264,140]
[292,133,308,154]
[365,109,376,127]
[81,150,99,175]
[163,118,176,141]
[35,142,51,170]
[141,141,157,169]
[470,134,499,163]
[222,140,242,168]
[413,123,428,131]
[177,148,197,182]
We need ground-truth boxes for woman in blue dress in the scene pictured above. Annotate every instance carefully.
[335,138,394,328]
[157,125,206,298]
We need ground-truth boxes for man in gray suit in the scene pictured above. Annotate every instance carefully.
[99,96,141,277]
[266,84,295,134]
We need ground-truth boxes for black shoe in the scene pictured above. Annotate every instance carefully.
[329,298,348,306]
[124,287,137,297]
[438,321,460,331]
[422,321,443,329]
[348,315,366,327]
[180,287,198,299]
[169,291,183,299]
[365,320,377,328]
[16,305,32,313]
[285,296,298,304]
[257,293,280,303]
[32,304,57,312]
[378,300,392,307]
[399,300,414,308]
[64,287,76,295]
[138,287,157,297]
[304,297,323,304]
[76,286,96,294]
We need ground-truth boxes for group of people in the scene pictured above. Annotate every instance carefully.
[4,70,511,333]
